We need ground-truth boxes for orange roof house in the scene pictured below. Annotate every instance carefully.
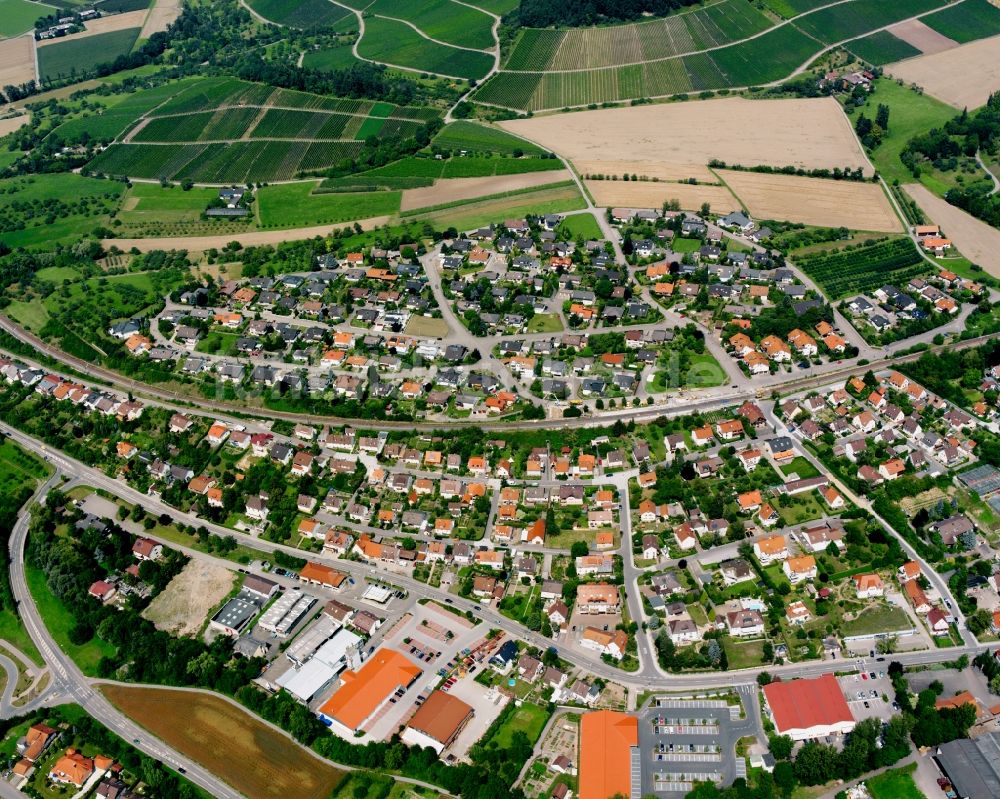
[299,561,347,588]
[319,648,421,732]
[579,711,638,799]
[49,750,94,787]
[22,723,56,762]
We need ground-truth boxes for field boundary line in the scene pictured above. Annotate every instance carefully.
[94,680,456,795]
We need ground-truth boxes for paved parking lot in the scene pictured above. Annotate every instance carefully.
[838,669,894,724]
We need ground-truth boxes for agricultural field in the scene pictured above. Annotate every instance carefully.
[904,184,1000,280]
[719,170,902,232]
[500,98,872,176]
[791,0,942,45]
[845,31,922,66]
[368,0,495,50]
[82,77,439,181]
[246,0,356,28]
[302,42,358,72]
[0,0,55,38]
[117,183,229,227]
[399,170,572,211]
[585,180,738,213]
[883,20,957,55]
[357,16,494,80]
[761,0,831,16]
[921,0,1000,43]
[0,34,36,88]
[794,238,926,299]
[886,34,1000,109]
[100,684,346,799]
[256,181,401,227]
[38,27,140,82]
[0,173,125,249]
[468,0,517,13]
[432,121,545,155]
[503,0,771,71]
[410,181,586,230]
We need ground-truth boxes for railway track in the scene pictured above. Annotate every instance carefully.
[1,314,991,432]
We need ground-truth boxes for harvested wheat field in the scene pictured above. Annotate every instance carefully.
[720,170,902,232]
[574,160,717,183]
[585,180,738,213]
[888,34,1000,108]
[886,19,956,55]
[400,169,571,211]
[904,184,1000,278]
[141,559,235,636]
[501,97,874,176]
[37,10,148,46]
[100,684,346,799]
[140,0,183,38]
[0,35,35,87]
[0,112,29,137]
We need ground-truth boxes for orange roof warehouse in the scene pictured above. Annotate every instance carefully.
[762,674,855,740]
[402,691,474,753]
[318,648,422,735]
[579,710,638,799]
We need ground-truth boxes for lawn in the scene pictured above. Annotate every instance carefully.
[722,637,767,670]
[840,603,912,637]
[38,28,141,82]
[119,183,222,225]
[0,438,52,486]
[866,764,920,799]
[303,43,359,72]
[100,684,346,799]
[25,564,116,676]
[256,181,401,227]
[775,493,825,526]
[672,237,702,253]
[404,316,450,337]
[485,702,550,748]
[0,611,42,667]
[779,456,820,479]
[557,213,602,240]
[0,0,56,37]
[527,313,563,333]
[861,79,956,186]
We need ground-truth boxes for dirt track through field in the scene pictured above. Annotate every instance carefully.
[140,0,183,38]
[103,214,392,252]
[904,183,1000,278]
[36,10,147,46]
[500,97,875,176]
[585,180,738,213]
[886,19,956,55]
[720,170,902,232]
[0,35,35,86]
[400,170,570,211]
[887,34,1000,109]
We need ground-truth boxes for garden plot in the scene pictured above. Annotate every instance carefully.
[141,559,236,636]
[887,34,1000,108]
[399,169,571,211]
[719,170,902,232]
[500,97,874,176]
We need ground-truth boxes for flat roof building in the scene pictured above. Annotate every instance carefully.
[936,731,1000,799]
[209,593,259,637]
[402,691,474,753]
[762,674,854,740]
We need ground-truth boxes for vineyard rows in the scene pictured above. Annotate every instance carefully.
[504,0,770,72]
[477,21,820,109]
[795,239,926,299]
